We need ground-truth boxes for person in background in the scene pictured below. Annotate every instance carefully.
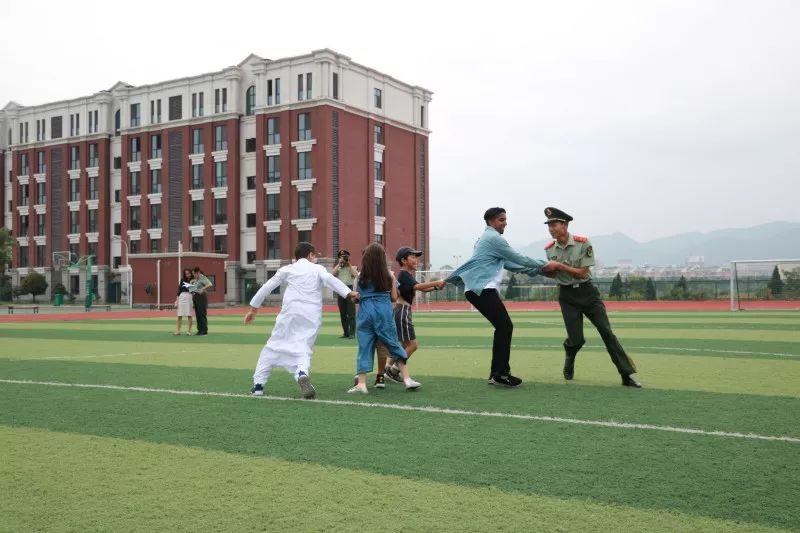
[332,249,358,338]
[174,268,196,336]
[192,266,212,336]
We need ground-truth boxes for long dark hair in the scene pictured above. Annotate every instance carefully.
[358,243,392,292]
[182,269,192,283]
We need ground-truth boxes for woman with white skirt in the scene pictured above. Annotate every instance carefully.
[174,268,195,335]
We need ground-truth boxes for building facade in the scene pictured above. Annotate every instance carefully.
[1,49,432,304]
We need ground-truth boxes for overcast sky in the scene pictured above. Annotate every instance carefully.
[2,0,798,260]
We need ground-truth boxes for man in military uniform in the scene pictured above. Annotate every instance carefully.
[543,207,642,388]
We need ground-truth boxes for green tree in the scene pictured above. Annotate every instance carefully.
[669,275,689,300]
[0,227,12,274]
[505,274,518,300]
[20,272,48,303]
[645,278,657,300]
[767,266,784,296]
[608,273,623,299]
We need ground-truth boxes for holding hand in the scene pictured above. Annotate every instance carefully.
[244,309,257,325]
[349,291,360,303]
[541,261,561,274]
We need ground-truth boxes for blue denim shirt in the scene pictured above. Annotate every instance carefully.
[445,227,546,295]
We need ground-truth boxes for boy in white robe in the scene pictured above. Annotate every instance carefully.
[244,242,358,399]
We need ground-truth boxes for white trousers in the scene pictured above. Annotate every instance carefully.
[252,300,321,385]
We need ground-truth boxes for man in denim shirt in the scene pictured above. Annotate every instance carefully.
[445,207,559,387]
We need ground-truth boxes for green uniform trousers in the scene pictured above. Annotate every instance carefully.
[558,281,637,376]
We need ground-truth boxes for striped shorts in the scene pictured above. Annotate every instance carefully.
[393,303,416,342]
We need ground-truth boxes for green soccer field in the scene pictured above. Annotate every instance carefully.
[1,310,799,532]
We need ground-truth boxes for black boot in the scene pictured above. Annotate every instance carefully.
[563,353,576,380]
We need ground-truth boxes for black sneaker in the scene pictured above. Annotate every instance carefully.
[488,374,522,387]
[250,383,264,396]
[297,372,316,399]
[563,355,575,380]
[621,375,643,388]
[374,374,386,389]
[384,365,403,384]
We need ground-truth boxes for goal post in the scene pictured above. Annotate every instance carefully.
[730,259,800,311]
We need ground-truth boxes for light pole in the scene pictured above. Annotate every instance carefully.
[113,236,132,308]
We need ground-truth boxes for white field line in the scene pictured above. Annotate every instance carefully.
[1,378,798,444]
[6,349,200,362]
[425,344,800,358]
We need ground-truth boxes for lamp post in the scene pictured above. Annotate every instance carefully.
[113,236,132,309]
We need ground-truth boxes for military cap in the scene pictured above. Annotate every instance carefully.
[544,207,573,224]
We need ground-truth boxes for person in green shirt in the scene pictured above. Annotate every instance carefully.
[543,207,642,388]
[191,267,213,336]
[332,250,358,338]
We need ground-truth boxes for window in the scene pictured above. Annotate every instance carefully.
[150,204,161,229]
[298,230,311,244]
[88,209,98,232]
[114,189,121,203]
[130,240,140,254]
[19,153,29,175]
[267,232,280,259]
[130,103,141,127]
[297,74,304,101]
[214,126,227,151]
[37,245,46,267]
[191,236,203,252]
[88,110,98,133]
[192,128,204,154]
[24,122,29,142]
[275,78,281,105]
[214,88,228,113]
[150,169,161,193]
[19,184,29,206]
[298,190,312,219]
[150,100,161,124]
[192,92,205,117]
[297,152,312,180]
[375,234,384,245]
[266,194,280,220]
[70,114,80,136]
[128,170,140,195]
[267,80,273,106]
[19,214,29,234]
[374,124,384,145]
[246,175,256,190]
[375,197,384,217]
[245,138,256,152]
[51,116,63,139]
[150,239,161,253]
[88,176,98,200]
[150,135,161,159]
[130,138,141,162]
[69,211,79,233]
[36,214,46,236]
[114,110,120,136]
[333,72,339,99]
[69,180,79,202]
[214,198,227,224]
[191,200,204,225]
[113,156,122,170]
[374,88,382,109]
[70,146,80,170]
[267,155,280,183]
[19,247,29,267]
[191,164,204,189]
[192,93,198,117]
[113,256,121,269]
[129,205,141,230]
[70,273,79,294]
[298,113,311,141]
[420,105,425,128]
[266,118,280,145]
[245,86,256,116]
[214,235,227,254]
[36,119,41,141]
[215,161,227,187]
[114,222,121,236]
[168,95,182,121]
[88,143,99,167]
[374,160,383,181]
[246,213,256,228]
[36,182,46,204]
[246,251,256,264]
[306,73,312,100]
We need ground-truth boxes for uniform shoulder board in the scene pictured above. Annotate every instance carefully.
[573,235,589,243]
[544,240,556,250]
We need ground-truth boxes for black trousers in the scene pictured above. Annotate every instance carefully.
[465,289,513,377]
[558,282,636,376]
[193,292,208,334]
[337,287,356,337]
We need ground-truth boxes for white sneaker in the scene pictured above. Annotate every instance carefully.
[347,385,368,394]
[404,378,421,391]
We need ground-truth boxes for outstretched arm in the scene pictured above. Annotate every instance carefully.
[320,269,356,299]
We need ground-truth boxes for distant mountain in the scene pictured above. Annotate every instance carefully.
[430,222,800,268]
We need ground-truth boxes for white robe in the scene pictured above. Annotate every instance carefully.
[250,259,352,385]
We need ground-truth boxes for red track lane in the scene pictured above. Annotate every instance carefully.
[1,300,797,324]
